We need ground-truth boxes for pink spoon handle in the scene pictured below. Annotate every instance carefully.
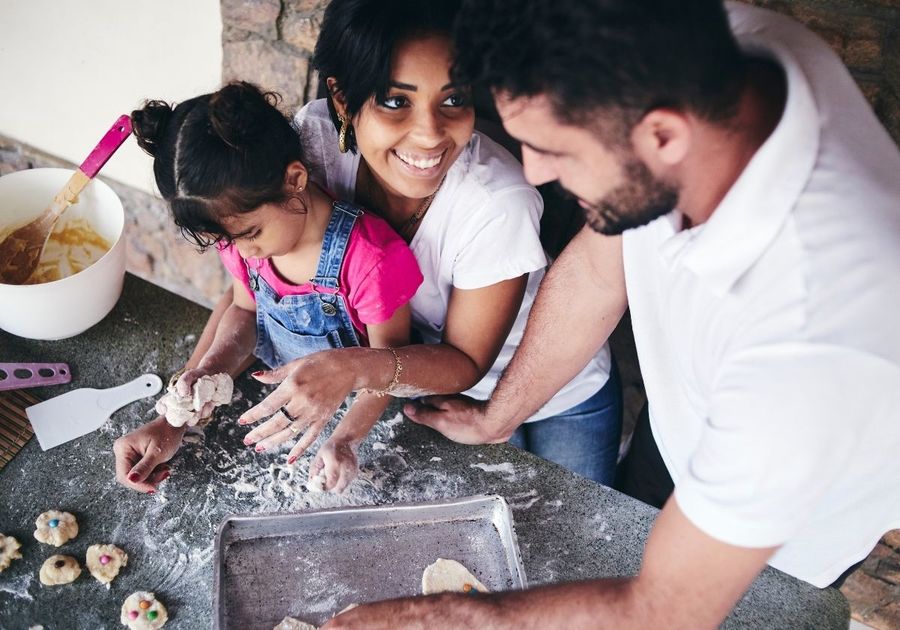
[0,363,72,391]
[78,114,132,178]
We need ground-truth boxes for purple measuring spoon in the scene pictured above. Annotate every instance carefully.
[0,363,72,391]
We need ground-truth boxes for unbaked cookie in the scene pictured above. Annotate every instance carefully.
[86,543,128,584]
[121,591,168,629]
[421,558,488,595]
[273,618,316,630]
[33,510,78,547]
[0,534,22,572]
[39,554,81,585]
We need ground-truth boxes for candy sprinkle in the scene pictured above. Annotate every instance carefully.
[99,554,111,565]
[147,610,158,621]
[48,519,59,528]
[129,610,139,620]
[139,600,151,610]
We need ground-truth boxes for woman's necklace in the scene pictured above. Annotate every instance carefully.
[360,165,445,239]
[397,178,444,237]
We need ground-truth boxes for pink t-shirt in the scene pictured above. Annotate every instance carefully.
[217,210,422,345]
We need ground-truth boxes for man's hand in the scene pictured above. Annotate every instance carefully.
[322,593,487,630]
[405,395,511,444]
[112,416,185,493]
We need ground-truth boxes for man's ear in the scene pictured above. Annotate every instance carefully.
[631,109,691,168]
[326,77,349,119]
[284,161,309,192]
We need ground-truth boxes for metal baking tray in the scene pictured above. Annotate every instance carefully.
[213,494,527,629]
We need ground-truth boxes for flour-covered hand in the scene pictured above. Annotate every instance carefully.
[239,350,359,454]
[310,438,359,494]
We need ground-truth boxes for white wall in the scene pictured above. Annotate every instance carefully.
[0,0,222,194]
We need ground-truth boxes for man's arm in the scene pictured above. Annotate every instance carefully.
[323,497,777,630]
[407,226,628,442]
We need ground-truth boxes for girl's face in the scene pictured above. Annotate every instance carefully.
[351,34,475,208]
[220,202,307,260]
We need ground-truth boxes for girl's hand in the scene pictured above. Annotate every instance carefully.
[238,350,359,454]
[112,416,185,493]
[172,366,217,418]
[310,438,359,494]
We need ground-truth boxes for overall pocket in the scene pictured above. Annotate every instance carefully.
[263,312,347,366]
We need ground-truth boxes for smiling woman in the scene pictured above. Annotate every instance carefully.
[232,0,624,487]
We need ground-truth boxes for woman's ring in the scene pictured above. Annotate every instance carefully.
[280,406,302,434]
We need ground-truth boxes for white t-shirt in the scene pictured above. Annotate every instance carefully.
[296,99,611,420]
[622,2,900,587]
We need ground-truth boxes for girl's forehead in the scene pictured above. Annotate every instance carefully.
[219,204,274,230]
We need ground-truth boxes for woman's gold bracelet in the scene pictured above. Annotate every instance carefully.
[374,347,403,398]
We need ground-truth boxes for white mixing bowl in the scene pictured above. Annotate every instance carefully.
[0,168,126,340]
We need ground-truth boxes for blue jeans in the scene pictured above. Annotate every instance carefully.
[508,361,622,485]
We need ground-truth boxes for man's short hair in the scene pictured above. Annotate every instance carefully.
[453,0,746,133]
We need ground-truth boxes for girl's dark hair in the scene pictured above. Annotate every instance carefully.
[453,0,747,137]
[131,81,304,248]
[313,0,462,153]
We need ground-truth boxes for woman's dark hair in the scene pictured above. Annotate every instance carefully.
[131,81,304,248]
[452,0,747,139]
[313,0,462,153]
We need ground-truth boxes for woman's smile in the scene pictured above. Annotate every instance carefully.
[392,148,447,177]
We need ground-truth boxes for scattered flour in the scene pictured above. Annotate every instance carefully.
[508,489,540,510]
[0,573,33,601]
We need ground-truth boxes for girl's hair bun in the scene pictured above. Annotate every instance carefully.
[131,100,175,158]
[208,81,281,150]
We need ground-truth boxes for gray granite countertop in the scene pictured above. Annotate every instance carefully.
[0,274,849,629]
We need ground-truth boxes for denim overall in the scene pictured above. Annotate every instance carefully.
[249,201,363,368]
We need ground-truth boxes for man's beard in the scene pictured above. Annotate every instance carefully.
[576,158,678,236]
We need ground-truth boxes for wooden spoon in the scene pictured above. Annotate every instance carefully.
[0,115,132,285]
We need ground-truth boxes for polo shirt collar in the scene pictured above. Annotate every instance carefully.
[672,34,821,296]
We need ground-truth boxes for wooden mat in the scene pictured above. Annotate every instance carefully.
[0,389,40,471]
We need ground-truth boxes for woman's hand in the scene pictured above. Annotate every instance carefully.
[310,438,360,494]
[238,349,361,456]
[112,416,186,493]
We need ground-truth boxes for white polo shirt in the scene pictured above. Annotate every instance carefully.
[622,2,900,587]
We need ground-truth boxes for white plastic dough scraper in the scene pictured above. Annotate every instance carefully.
[26,374,163,451]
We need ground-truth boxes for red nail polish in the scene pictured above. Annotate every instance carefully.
[255,445,266,453]
[160,472,170,481]
[287,456,296,465]
[128,473,139,482]
[243,438,253,446]
[251,371,264,377]
[147,490,155,495]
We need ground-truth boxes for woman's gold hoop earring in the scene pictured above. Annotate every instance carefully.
[338,114,350,153]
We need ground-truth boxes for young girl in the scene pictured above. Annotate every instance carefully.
[123,81,422,493]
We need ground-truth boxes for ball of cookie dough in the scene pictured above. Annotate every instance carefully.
[121,591,168,629]
[86,543,128,584]
[274,618,316,630]
[39,555,81,585]
[33,510,78,547]
[0,534,22,572]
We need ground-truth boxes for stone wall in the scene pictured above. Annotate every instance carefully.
[221,0,330,114]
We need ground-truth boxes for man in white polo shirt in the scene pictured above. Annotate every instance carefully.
[326,0,900,628]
